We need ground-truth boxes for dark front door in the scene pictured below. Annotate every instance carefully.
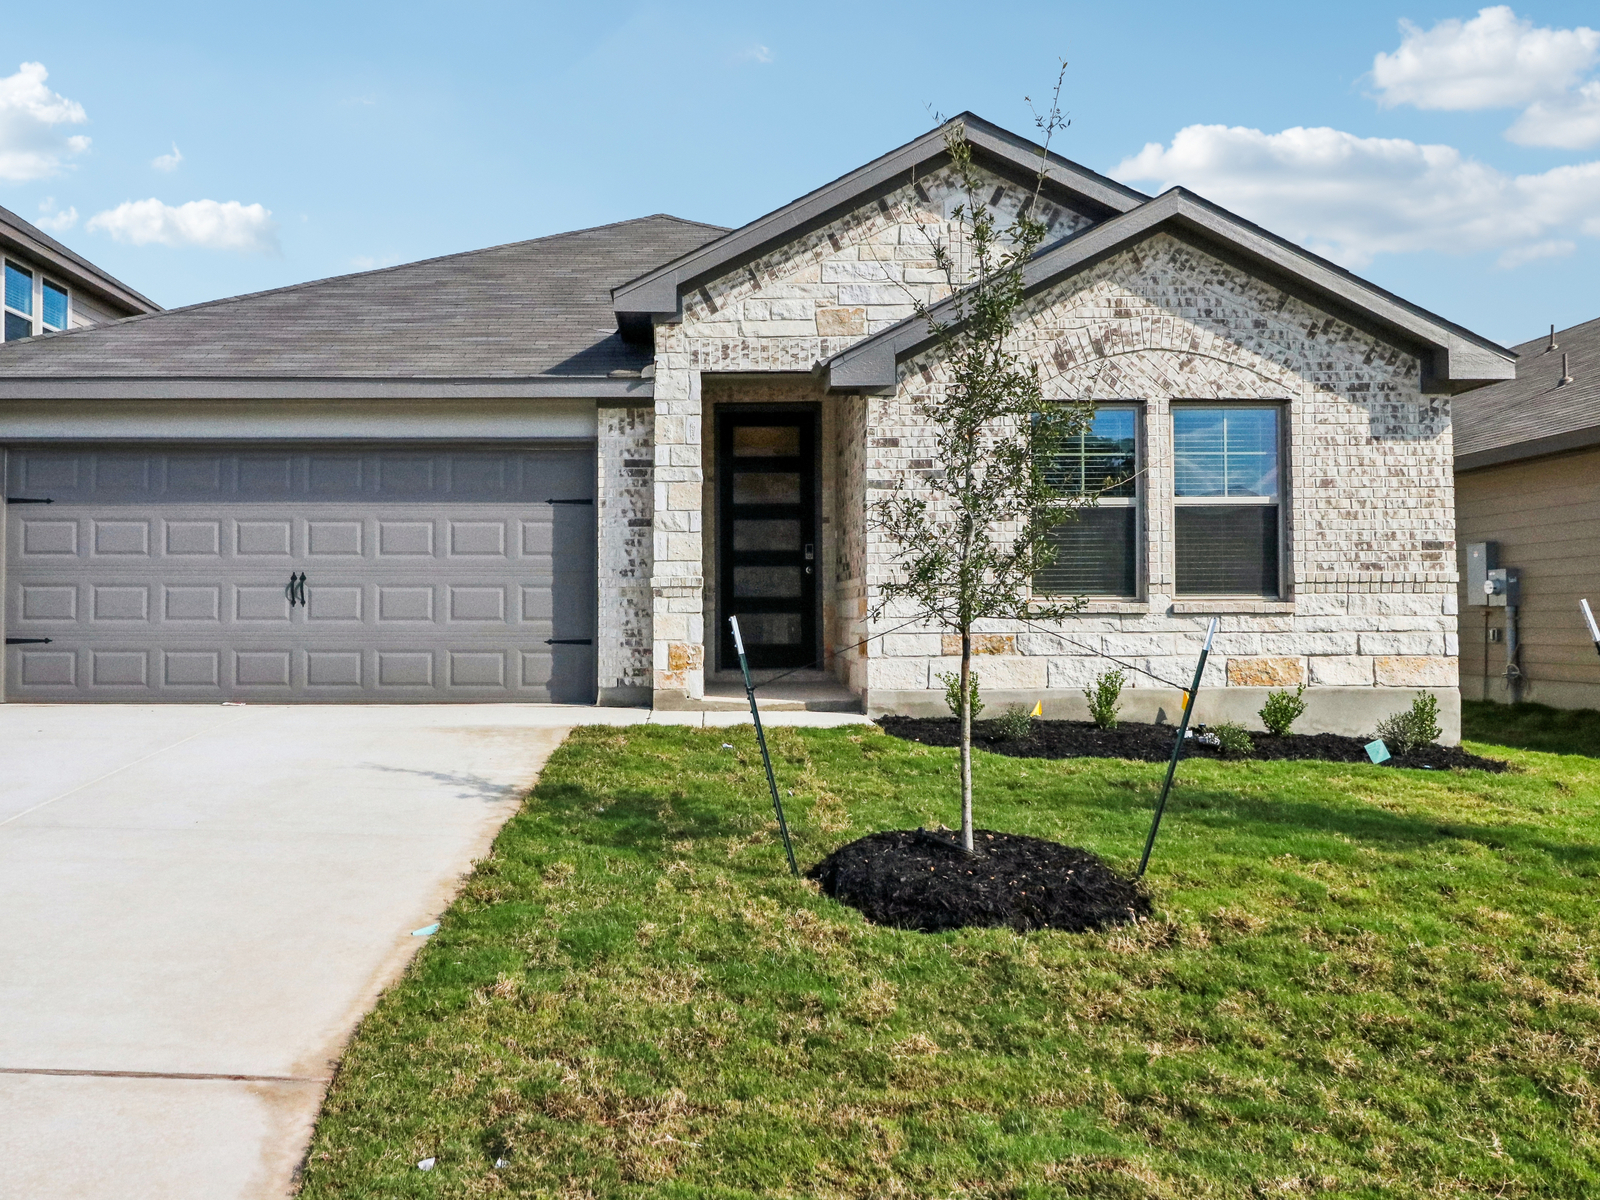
[716,408,818,670]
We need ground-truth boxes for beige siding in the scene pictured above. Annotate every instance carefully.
[1456,446,1600,708]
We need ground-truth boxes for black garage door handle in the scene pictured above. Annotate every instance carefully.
[545,498,594,505]
[6,497,53,504]
[6,637,53,645]
[545,639,593,645]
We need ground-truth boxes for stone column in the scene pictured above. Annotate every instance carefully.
[596,405,655,706]
[650,326,705,705]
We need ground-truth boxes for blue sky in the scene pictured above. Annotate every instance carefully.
[2,1,1598,346]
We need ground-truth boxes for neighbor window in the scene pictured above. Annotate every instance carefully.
[4,261,33,342]
[1034,406,1140,597]
[1172,405,1281,596]
[42,280,68,331]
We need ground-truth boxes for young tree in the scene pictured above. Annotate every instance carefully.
[873,73,1093,852]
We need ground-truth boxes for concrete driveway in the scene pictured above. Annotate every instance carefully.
[0,702,869,1199]
[0,703,622,1199]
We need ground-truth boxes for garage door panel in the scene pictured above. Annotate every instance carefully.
[6,445,596,702]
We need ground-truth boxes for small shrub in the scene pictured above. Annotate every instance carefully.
[1084,668,1126,729]
[1375,692,1443,755]
[994,704,1034,741]
[936,670,983,721]
[1259,684,1306,737]
[1213,721,1254,758]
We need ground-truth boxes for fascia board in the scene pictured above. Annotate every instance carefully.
[1454,421,1600,472]
[0,376,653,401]
[612,114,1147,322]
[0,226,161,317]
[824,190,1514,392]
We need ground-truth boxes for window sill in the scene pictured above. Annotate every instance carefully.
[1170,599,1294,615]
[1032,599,1149,614]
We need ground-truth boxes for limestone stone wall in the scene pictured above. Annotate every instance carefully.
[861,232,1459,728]
[645,162,1086,701]
[596,405,654,703]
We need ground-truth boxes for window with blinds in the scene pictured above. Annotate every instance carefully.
[1034,406,1140,597]
[4,261,33,342]
[1172,406,1281,596]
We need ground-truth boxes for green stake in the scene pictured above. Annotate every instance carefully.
[1137,617,1218,878]
[730,616,799,877]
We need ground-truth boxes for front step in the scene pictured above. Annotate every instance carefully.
[701,675,864,713]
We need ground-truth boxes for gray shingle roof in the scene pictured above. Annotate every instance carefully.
[0,204,161,316]
[1454,317,1600,470]
[0,214,724,381]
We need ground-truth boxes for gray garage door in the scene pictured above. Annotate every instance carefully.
[3,445,596,703]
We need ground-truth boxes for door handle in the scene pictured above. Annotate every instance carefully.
[285,572,307,607]
[295,573,307,607]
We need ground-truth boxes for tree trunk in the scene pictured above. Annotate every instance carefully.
[958,626,974,853]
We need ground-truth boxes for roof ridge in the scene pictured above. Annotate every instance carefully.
[12,213,722,346]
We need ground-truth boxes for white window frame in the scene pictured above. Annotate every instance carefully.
[4,258,35,340]
[41,276,70,333]
[2,261,70,339]
[1170,401,1286,599]
[1033,402,1144,600]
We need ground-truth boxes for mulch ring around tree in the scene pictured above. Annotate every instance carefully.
[878,716,1508,773]
[808,829,1151,933]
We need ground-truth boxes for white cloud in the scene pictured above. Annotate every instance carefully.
[1372,6,1599,110]
[151,143,182,172]
[87,199,279,254]
[738,44,773,64]
[1508,80,1600,148]
[1113,124,1600,267]
[349,253,399,270]
[1496,239,1575,268]
[35,197,77,233]
[0,61,90,182]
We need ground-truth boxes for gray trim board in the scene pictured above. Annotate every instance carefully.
[823,188,1515,395]
[0,376,651,401]
[0,204,161,317]
[611,113,1148,333]
[1455,422,1600,472]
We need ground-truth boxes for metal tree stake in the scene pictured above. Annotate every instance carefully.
[1136,617,1219,878]
[729,616,799,877]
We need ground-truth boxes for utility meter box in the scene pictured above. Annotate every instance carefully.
[1466,542,1499,606]
[1485,567,1521,608]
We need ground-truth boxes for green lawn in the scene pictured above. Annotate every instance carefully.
[299,718,1600,1198]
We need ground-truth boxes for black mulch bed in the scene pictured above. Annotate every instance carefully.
[878,716,1507,773]
[808,828,1151,933]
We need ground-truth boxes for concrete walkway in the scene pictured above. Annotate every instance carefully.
[0,703,868,1199]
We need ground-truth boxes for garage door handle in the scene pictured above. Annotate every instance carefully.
[545,638,593,645]
[5,496,52,504]
[6,637,52,644]
[285,572,306,607]
[546,498,594,505]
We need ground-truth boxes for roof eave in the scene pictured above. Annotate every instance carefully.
[0,375,653,402]
[823,189,1516,395]
[0,224,162,317]
[1455,420,1600,472]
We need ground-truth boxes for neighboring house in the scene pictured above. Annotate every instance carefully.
[1453,317,1600,711]
[0,115,1515,742]
[1,205,161,340]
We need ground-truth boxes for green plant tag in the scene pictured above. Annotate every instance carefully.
[1365,740,1391,764]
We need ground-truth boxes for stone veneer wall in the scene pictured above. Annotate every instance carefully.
[596,405,655,704]
[862,232,1460,737]
[631,163,1461,736]
[646,161,1080,702]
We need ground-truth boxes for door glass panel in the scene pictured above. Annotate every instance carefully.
[731,472,801,505]
[732,426,800,457]
[732,612,802,645]
[732,519,802,551]
[734,565,803,598]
